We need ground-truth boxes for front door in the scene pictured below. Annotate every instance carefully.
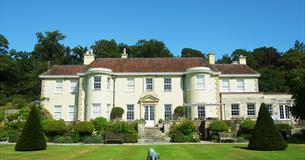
[144,105,155,127]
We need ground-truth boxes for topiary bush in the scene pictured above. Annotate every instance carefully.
[15,106,47,151]
[123,134,138,143]
[237,119,256,140]
[92,117,107,136]
[209,120,229,133]
[110,107,124,120]
[42,119,67,137]
[83,136,104,143]
[173,106,185,119]
[74,121,94,137]
[54,136,74,143]
[275,123,293,140]
[248,103,287,150]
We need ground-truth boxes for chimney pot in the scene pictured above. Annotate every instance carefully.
[208,52,215,64]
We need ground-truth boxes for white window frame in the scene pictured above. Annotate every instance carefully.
[222,79,230,92]
[236,79,245,92]
[53,105,62,120]
[197,105,205,120]
[70,80,77,93]
[164,78,172,91]
[196,75,205,90]
[127,78,135,92]
[92,103,101,119]
[231,104,240,117]
[145,78,153,92]
[54,80,63,93]
[247,103,256,117]
[127,104,134,120]
[93,76,101,90]
[107,77,111,91]
[164,104,172,120]
[279,104,290,120]
[266,104,273,115]
[68,105,75,121]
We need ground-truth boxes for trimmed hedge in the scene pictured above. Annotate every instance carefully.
[15,106,47,151]
[54,136,74,143]
[275,123,292,140]
[110,107,124,120]
[124,134,138,143]
[42,119,67,137]
[83,136,104,143]
[248,103,287,150]
[74,121,94,137]
[237,119,256,140]
[174,106,184,118]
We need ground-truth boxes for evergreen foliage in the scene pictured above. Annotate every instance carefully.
[248,103,287,150]
[110,107,124,120]
[15,106,47,151]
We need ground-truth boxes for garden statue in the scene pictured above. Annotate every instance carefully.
[147,148,160,160]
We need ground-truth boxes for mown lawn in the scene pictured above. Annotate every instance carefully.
[0,144,304,160]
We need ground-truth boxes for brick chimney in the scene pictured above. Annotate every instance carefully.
[84,49,95,65]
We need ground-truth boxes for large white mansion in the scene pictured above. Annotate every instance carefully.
[39,50,293,127]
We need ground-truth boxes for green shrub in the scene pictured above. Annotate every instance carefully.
[210,135,218,141]
[175,119,197,135]
[123,134,138,143]
[287,129,305,144]
[74,121,94,137]
[275,123,293,140]
[54,136,74,143]
[174,106,184,119]
[209,120,229,133]
[110,107,124,120]
[8,130,20,143]
[248,103,287,150]
[237,119,256,140]
[173,132,185,142]
[107,121,137,134]
[63,130,80,143]
[184,132,200,142]
[92,117,107,136]
[42,119,67,137]
[15,106,47,151]
[83,136,104,143]
[0,111,4,122]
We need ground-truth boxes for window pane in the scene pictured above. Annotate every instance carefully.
[107,77,111,90]
[164,78,172,91]
[237,79,244,92]
[94,77,101,90]
[247,104,256,116]
[127,78,135,91]
[279,105,285,119]
[146,78,153,91]
[127,104,134,120]
[196,75,205,89]
[54,105,62,120]
[70,80,77,93]
[68,105,75,121]
[197,105,205,120]
[222,79,229,92]
[55,80,63,93]
[164,104,172,120]
[92,104,101,119]
[231,104,239,116]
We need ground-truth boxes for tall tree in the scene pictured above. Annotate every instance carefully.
[231,49,250,61]
[247,47,281,69]
[216,54,232,64]
[32,30,67,66]
[63,45,87,64]
[181,48,207,60]
[0,34,9,54]
[91,39,121,58]
[131,39,173,58]
[258,68,288,92]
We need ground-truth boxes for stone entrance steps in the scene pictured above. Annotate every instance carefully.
[138,127,170,143]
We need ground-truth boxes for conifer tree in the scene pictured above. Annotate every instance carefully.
[15,105,47,151]
[248,103,287,150]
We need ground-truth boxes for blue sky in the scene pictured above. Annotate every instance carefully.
[0,0,304,59]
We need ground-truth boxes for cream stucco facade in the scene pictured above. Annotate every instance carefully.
[40,52,293,126]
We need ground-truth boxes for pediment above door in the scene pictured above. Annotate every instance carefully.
[138,94,159,104]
